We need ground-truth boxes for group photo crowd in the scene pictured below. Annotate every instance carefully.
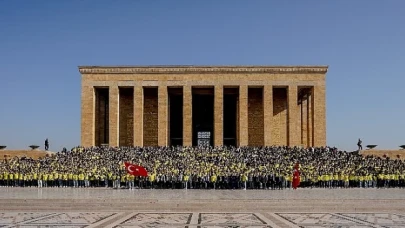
[1,146,405,189]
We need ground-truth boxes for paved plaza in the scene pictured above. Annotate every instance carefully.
[0,188,405,227]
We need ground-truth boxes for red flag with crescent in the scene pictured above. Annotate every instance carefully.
[124,162,148,177]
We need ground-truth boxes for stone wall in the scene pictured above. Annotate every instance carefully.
[362,150,405,160]
[0,150,55,160]
[248,88,264,146]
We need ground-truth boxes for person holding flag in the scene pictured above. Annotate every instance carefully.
[123,162,148,190]
[292,162,300,190]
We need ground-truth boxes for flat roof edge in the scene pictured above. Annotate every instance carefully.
[78,65,328,74]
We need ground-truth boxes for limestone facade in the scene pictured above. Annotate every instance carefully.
[80,66,328,147]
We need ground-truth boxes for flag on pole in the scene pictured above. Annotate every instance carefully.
[292,162,300,190]
[124,162,148,177]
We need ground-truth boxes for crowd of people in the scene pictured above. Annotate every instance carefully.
[0,146,404,189]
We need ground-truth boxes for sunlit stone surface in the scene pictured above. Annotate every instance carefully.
[0,188,404,227]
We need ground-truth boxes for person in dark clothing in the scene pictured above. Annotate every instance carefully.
[357,139,362,151]
[45,138,49,151]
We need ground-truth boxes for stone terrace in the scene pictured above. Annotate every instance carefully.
[1,189,405,227]
[1,188,405,213]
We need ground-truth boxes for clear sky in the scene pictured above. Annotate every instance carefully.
[0,0,404,152]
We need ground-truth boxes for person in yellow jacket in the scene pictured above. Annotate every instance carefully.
[38,172,43,188]
[3,172,8,187]
[68,173,73,187]
[13,172,18,187]
[127,174,135,190]
[120,174,126,188]
[78,173,84,188]
[43,173,49,188]
[107,172,113,188]
[53,172,59,188]
[344,173,349,188]
[33,172,38,188]
[22,173,27,187]
[210,174,217,189]
[183,174,189,189]
[0,173,3,187]
[18,173,24,187]
[84,173,90,188]
[241,173,247,190]
[48,173,54,188]
[60,173,67,188]
[73,173,79,188]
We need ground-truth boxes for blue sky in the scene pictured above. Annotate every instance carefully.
[0,0,404,151]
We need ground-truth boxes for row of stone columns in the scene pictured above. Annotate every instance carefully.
[83,84,325,147]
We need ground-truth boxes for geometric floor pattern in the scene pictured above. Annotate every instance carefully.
[0,212,404,228]
[276,213,405,228]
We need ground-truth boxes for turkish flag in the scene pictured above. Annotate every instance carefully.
[124,162,148,177]
[292,169,300,189]
[292,162,300,189]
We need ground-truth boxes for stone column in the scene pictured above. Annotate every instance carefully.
[288,85,299,146]
[312,84,326,147]
[158,86,168,146]
[214,85,223,146]
[307,92,313,147]
[133,86,143,147]
[263,85,273,146]
[109,85,119,147]
[81,85,95,147]
[301,95,308,147]
[239,85,248,146]
[183,86,192,146]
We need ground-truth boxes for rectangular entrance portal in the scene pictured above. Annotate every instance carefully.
[94,87,109,146]
[192,88,214,146]
[223,88,238,146]
[168,88,183,146]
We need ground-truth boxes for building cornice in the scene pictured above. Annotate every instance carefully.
[78,65,328,74]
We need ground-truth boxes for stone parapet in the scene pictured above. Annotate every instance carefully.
[361,150,405,160]
[79,65,328,74]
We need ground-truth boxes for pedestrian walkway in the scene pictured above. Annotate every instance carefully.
[1,189,405,227]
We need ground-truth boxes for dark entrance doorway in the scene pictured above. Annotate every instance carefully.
[192,88,214,146]
[169,88,183,146]
[94,88,109,146]
[223,88,238,146]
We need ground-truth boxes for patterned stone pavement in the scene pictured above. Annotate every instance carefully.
[0,212,405,228]
[1,189,405,227]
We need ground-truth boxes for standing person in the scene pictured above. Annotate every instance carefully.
[44,139,49,151]
[357,139,362,151]
[292,163,301,190]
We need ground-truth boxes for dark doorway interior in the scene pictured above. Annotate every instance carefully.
[119,87,134,147]
[223,88,238,146]
[143,87,158,146]
[95,88,109,146]
[192,88,214,146]
[169,88,183,146]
